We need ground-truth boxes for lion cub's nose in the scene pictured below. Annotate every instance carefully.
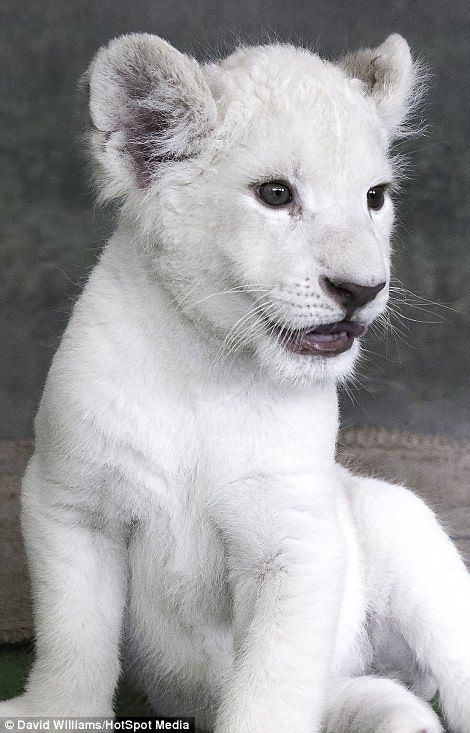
[321,277,386,315]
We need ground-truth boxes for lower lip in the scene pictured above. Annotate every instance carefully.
[288,331,355,356]
[271,323,366,356]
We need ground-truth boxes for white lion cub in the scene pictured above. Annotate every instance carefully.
[1,32,470,733]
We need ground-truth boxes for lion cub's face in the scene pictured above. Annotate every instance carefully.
[88,34,419,383]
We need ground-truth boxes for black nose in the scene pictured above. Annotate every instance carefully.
[321,277,386,315]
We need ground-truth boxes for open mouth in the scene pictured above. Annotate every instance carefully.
[268,320,367,356]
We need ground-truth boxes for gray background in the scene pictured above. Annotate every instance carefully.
[1,0,469,440]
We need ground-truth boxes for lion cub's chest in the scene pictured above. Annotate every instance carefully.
[126,380,338,603]
[185,381,338,489]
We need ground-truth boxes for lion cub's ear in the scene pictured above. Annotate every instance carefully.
[86,33,217,197]
[338,34,423,137]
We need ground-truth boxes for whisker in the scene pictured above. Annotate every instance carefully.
[222,297,273,352]
[213,298,279,371]
[389,280,462,313]
[178,284,272,312]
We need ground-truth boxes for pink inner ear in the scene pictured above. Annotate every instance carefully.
[123,104,170,188]
[121,100,195,188]
[123,103,189,188]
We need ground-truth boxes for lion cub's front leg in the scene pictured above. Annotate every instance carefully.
[210,473,346,733]
[0,459,127,717]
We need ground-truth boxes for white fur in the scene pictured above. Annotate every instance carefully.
[1,34,469,733]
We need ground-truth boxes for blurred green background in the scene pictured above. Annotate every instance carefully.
[1,0,469,439]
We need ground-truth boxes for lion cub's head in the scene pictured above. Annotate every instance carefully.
[87,33,421,383]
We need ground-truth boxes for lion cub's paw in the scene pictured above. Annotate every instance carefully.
[375,705,443,733]
[0,695,32,717]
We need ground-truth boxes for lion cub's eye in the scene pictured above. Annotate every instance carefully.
[367,185,387,211]
[256,181,293,207]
